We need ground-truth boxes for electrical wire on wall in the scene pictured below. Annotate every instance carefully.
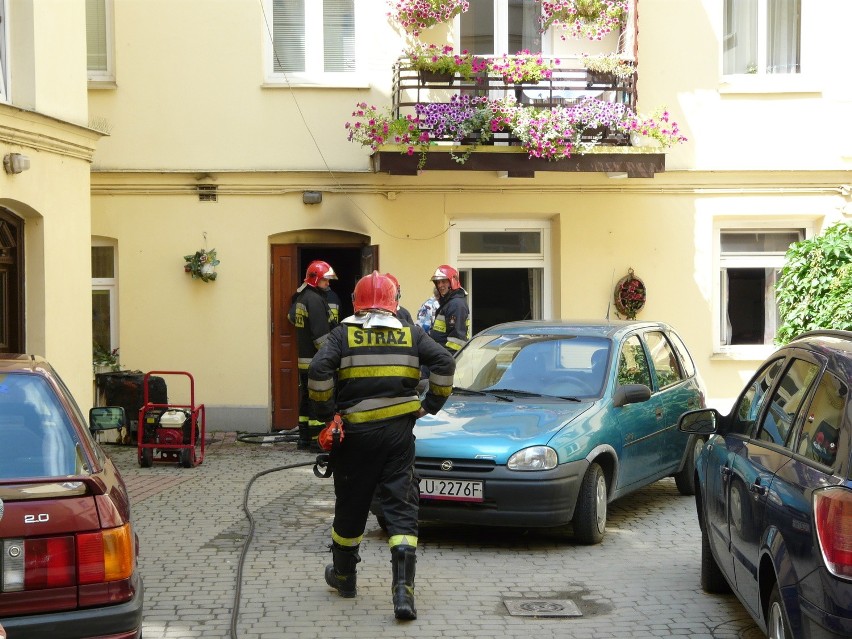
[257,0,451,242]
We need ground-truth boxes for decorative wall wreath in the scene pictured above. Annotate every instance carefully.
[184,248,219,282]
[614,267,645,319]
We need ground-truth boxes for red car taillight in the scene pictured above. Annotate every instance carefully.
[2,523,134,592]
[814,486,852,579]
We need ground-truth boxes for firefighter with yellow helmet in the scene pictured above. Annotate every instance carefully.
[429,264,470,353]
[308,271,455,620]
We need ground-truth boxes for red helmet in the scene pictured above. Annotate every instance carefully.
[430,264,461,290]
[304,260,337,287]
[353,271,398,314]
[384,273,402,301]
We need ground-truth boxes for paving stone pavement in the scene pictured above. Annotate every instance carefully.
[105,432,762,639]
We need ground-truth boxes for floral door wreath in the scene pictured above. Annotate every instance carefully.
[614,267,645,319]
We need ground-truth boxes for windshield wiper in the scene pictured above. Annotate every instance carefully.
[490,388,583,402]
[452,386,514,402]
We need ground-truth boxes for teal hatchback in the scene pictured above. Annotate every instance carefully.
[410,320,706,544]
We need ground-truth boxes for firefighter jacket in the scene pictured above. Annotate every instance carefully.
[291,285,336,371]
[307,314,455,428]
[429,288,470,353]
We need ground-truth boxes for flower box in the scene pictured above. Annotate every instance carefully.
[419,70,455,85]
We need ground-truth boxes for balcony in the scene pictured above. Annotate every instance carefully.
[371,58,666,178]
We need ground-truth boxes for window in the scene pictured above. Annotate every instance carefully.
[723,0,800,75]
[718,228,804,348]
[616,335,651,388]
[731,357,784,436]
[758,358,819,446]
[92,242,118,362]
[645,332,684,389]
[0,0,7,101]
[269,0,356,81]
[86,0,114,83]
[461,0,542,56]
[793,371,846,467]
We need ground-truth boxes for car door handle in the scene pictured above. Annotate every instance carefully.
[655,407,663,419]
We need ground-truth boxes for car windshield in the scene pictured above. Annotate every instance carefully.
[0,372,87,479]
[454,334,611,399]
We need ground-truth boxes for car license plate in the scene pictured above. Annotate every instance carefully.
[419,478,483,502]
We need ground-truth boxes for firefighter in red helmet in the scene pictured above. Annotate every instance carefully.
[289,260,338,451]
[308,271,455,620]
[384,273,415,326]
[428,264,470,353]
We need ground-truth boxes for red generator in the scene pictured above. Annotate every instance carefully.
[137,371,205,468]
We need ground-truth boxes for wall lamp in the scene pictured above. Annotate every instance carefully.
[303,190,322,205]
[3,153,30,175]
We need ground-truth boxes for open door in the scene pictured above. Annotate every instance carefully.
[0,208,24,353]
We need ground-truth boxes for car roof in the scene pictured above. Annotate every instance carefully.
[788,330,852,355]
[0,354,48,373]
[474,319,676,340]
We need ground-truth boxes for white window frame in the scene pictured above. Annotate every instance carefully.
[450,219,553,324]
[0,0,8,102]
[92,238,119,360]
[459,0,552,56]
[86,0,115,86]
[722,0,800,78]
[712,220,813,360]
[263,0,364,87]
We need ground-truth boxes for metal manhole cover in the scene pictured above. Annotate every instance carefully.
[504,599,582,618]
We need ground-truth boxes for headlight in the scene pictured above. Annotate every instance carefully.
[507,446,558,471]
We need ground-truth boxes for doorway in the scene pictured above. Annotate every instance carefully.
[270,241,378,430]
[0,207,24,353]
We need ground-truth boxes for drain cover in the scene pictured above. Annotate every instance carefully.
[504,599,582,618]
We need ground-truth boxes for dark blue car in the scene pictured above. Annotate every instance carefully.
[679,330,852,639]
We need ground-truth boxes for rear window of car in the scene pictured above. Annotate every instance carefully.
[791,371,847,468]
[0,372,87,479]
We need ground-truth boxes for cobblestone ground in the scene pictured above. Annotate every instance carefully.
[106,433,761,639]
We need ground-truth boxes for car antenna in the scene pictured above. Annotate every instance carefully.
[605,269,614,320]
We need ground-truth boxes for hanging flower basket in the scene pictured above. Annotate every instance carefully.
[614,268,646,319]
[538,0,629,41]
[184,248,220,282]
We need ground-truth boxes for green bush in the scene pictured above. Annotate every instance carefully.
[776,222,852,344]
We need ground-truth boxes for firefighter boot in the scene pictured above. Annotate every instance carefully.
[390,545,417,620]
[297,420,311,450]
[324,543,360,598]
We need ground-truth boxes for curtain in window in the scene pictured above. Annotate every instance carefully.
[767,0,800,73]
[86,0,108,72]
[273,0,305,73]
[763,267,779,343]
[323,0,355,72]
[723,0,757,74]
[462,0,495,55]
[508,0,541,53]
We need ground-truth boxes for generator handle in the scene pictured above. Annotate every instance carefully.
[142,371,196,406]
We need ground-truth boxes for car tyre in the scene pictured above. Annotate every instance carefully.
[139,447,153,468]
[767,583,792,639]
[674,436,704,496]
[180,447,195,468]
[572,462,607,545]
[700,510,730,593]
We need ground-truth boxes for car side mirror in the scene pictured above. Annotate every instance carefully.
[613,383,652,407]
[89,406,126,434]
[678,408,719,435]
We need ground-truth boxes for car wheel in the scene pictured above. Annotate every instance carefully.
[767,583,792,639]
[700,509,730,593]
[180,447,195,468]
[139,447,153,468]
[572,462,607,545]
[674,436,704,496]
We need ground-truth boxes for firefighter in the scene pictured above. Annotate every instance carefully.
[290,260,338,451]
[308,271,455,620]
[428,264,470,353]
[385,273,415,326]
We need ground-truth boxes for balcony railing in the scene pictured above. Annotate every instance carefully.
[391,57,637,147]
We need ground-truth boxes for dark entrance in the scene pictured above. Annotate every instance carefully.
[0,208,24,353]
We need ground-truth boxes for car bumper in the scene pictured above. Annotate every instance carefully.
[417,458,589,528]
[799,596,852,639]
[0,573,143,639]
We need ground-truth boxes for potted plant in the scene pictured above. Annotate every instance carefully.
[487,50,559,84]
[414,95,498,163]
[345,102,428,166]
[388,0,470,37]
[537,0,629,41]
[507,105,578,161]
[623,109,688,148]
[93,343,120,374]
[582,52,635,85]
[569,96,630,143]
[405,43,487,83]
[183,247,220,282]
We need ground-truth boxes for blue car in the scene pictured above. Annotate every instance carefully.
[679,330,852,639]
[401,320,706,544]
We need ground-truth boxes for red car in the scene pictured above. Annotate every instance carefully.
[0,355,143,639]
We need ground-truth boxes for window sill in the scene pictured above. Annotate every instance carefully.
[719,75,822,95]
[88,80,117,91]
[262,76,370,90]
[711,345,776,362]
